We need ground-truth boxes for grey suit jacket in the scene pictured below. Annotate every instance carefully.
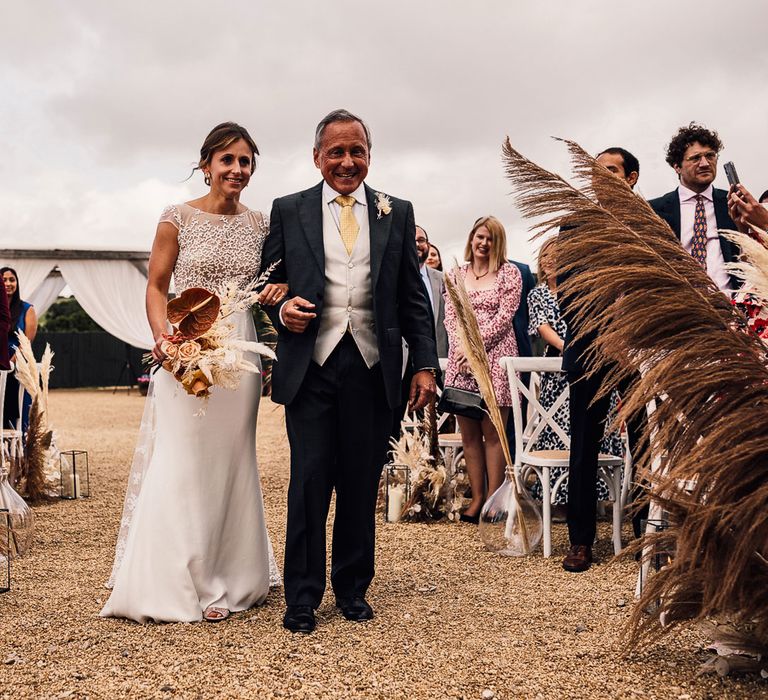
[424,266,448,358]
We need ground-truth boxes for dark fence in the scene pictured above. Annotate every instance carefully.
[32,332,146,388]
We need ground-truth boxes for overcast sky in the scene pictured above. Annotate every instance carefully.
[2,1,766,268]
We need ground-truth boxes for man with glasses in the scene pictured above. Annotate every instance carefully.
[649,123,738,292]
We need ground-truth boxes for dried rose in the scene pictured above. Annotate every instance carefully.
[160,340,180,360]
[181,369,211,398]
[177,340,202,365]
[167,287,221,337]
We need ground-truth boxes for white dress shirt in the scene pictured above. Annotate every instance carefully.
[419,263,434,310]
[677,183,731,292]
[323,181,367,230]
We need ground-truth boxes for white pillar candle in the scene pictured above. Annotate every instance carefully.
[387,485,405,523]
[65,472,81,498]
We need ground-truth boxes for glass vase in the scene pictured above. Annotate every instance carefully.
[0,460,34,558]
[478,473,542,556]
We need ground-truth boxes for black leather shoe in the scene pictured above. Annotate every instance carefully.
[283,605,316,633]
[336,596,374,621]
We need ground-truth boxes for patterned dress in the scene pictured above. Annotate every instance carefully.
[527,284,624,504]
[443,262,521,407]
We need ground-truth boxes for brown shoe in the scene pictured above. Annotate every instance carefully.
[562,545,593,572]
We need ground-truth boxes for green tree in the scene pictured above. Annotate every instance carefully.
[39,297,103,332]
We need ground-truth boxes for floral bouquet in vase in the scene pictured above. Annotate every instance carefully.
[153,271,277,400]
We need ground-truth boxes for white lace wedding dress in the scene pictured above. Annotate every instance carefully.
[101,203,280,623]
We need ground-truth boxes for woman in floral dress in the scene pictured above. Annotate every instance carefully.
[527,238,623,511]
[444,216,521,523]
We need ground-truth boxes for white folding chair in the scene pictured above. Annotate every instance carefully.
[501,356,626,558]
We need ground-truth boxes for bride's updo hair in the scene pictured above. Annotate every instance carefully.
[194,122,260,176]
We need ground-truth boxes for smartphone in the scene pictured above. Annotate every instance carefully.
[723,161,740,187]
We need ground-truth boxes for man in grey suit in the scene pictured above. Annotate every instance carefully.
[415,225,448,358]
[261,109,439,634]
[389,225,448,442]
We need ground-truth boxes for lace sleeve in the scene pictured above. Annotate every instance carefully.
[158,204,182,230]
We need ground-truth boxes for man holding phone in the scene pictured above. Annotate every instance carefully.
[728,183,768,233]
[649,122,739,292]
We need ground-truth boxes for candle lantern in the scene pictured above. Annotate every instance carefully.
[0,509,10,593]
[384,464,411,523]
[60,450,90,499]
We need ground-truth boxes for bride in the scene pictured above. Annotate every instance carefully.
[101,122,286,623]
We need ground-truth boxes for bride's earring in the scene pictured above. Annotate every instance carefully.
[204,172,211,186]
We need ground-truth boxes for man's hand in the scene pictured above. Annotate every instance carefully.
[281,296,317,333]
[408,369,437,413]
[728,184,768,233]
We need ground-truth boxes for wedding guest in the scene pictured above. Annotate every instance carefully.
[0,285,10,372]
[559,146,647,572]
[426,243,443,271]
[728,183,768,342]
[728,183,768,232]
[504,255,536,452]
[443,216,522,523]
[527,237,624,520]
[1,267,37,432]
[649,123,739,292]
[390,225,448,442]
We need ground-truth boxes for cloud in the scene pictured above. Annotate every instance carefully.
[1,0,767,270]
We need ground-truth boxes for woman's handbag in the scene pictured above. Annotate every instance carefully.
[437,387,487,421]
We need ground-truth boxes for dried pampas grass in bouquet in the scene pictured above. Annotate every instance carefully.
[443,269,541,555]
[13,332,58,502]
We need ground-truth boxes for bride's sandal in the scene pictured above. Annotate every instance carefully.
[203,606,230,622]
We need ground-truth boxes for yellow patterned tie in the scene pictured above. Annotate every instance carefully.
[334,195,360,255]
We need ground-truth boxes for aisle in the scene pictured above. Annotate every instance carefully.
[0,390,764,700]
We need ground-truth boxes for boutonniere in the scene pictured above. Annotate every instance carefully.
[374,192,392,219]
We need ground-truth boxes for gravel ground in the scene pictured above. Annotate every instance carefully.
[0,389,765,700]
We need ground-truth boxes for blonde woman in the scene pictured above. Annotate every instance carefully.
[443,216,522,522]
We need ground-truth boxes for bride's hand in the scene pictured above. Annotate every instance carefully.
[152,336,168,363]
[258,283,289,307]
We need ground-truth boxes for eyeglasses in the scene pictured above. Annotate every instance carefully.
[415,237,428,244]
[684,151,718,164]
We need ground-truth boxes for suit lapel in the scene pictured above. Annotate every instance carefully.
[366,184,392,290]
[298,182,325,276]
[668,190,682,239]
[428,268,441,318]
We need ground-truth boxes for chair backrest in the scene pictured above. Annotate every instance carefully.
[500,356,570,466]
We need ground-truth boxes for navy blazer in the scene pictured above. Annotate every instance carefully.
[648,187,740,287]
[510,260,536,357]
[261,182,439,409]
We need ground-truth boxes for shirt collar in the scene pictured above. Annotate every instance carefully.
[323,181,367,206]
[678,182,713,203]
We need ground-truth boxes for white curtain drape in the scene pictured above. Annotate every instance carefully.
[28,275,66,317]
[58,260,153,349]
[0,259,58,302]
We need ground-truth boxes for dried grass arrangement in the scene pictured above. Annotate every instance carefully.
[501,136,768,657]
[12,332,58,502]
[386,426,461,521]
[442,268,533,551]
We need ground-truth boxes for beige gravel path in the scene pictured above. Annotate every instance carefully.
[0,390,765,699]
